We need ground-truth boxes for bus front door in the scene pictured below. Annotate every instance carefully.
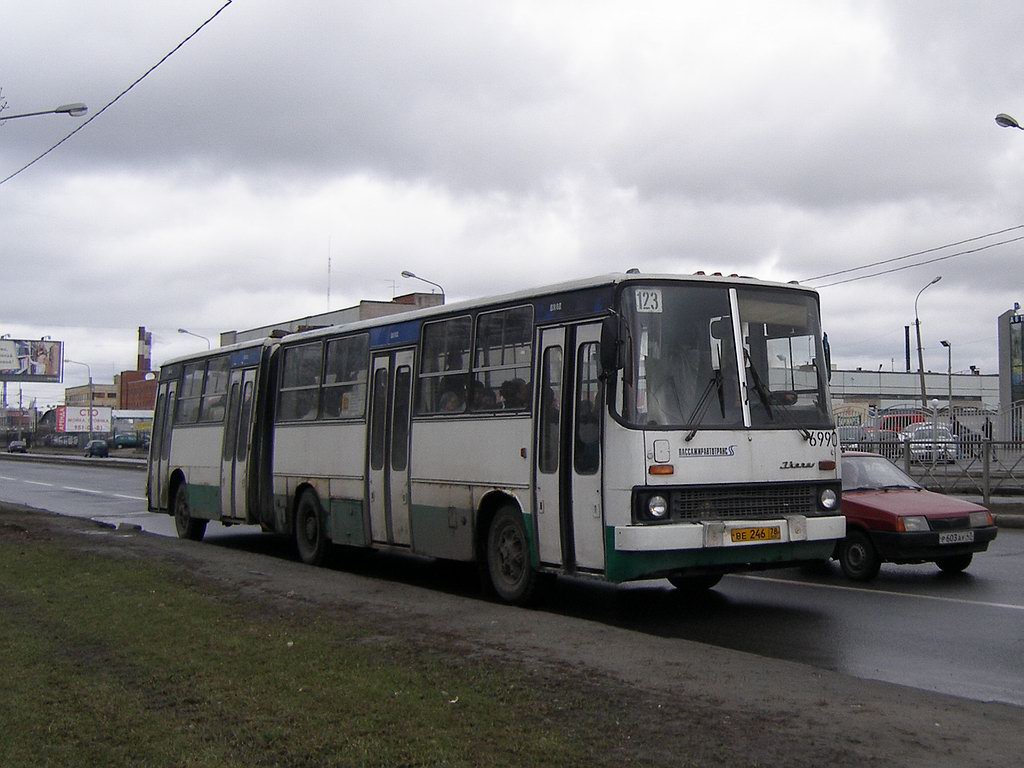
[148,379,176,511]
[367,349,414,547]
[220,367,257,520]
[534,323,605,573]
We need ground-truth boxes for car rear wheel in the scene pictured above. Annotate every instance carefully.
[935,553,973,573]
[839,529,881,581]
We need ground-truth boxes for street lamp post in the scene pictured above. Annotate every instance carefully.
[914,276,942,408]
[995,113,1023,130]
[940,340,952,416]
[178,328,212,349]
[64,358,94,438]
[0,103,88,121]
[400,270,445,303]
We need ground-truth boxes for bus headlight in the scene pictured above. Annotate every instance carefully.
[818,488,838,511]
[647,495,669,520]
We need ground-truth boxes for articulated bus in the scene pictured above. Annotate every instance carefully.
[147,273,844,603]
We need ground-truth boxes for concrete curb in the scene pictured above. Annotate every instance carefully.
[0,452,146,471]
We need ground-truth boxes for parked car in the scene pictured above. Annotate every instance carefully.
[899,422,958,463]
[836,451,998,581]
[112,433,140,448]
[6,440,27,454]
[84,439,109,458]
[838,425,868,449]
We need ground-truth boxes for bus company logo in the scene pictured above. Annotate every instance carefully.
[780,460,815,469]
[678,445,736,458]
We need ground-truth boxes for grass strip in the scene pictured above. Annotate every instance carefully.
[0,535,626,768]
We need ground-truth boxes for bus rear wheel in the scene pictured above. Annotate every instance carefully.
[294,490,328,566]
[173,482,207,542]
[486,506,537,605]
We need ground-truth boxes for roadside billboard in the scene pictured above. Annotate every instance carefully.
[56,405,112,433]
[0,338,63,382]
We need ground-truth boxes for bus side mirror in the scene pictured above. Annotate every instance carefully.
[600,314,622,374]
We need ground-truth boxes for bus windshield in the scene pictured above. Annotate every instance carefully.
[617,284,832,430]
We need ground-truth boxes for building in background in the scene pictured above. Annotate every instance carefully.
[220,292,443,346]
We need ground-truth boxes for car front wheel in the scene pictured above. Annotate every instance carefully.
[839,529,881,581]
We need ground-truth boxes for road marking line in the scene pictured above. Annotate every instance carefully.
[736,574,1024,611]
[62,486,105,495]
[112,494,147,501]
[24,480,56,487]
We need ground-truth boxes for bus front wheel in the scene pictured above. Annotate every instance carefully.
[294,490,328,566]
[668,573,723,592]
[173,482,207,542]
[486,506,537,605]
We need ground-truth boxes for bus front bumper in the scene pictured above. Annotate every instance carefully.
[613,514,845,552]
[605,515,845,583]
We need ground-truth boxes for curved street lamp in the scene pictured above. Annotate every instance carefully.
[64,358,95,437]
[178,328,212,349]
[400,270,445,303]
[995,113,1023,130]
[1,103,88,121]
[914,276,942,408]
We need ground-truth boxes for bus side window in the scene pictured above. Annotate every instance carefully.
[278,342,323,421]
[417,316,471,414]
[539,347,562,474]
[574,343,602,475]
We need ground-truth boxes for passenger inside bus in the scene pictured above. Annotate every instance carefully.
[499,378,529,409]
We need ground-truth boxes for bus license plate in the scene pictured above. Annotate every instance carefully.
[939,530,974,545]
[730,526,781,544]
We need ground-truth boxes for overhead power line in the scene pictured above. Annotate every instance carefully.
[802,224,1024,288]
[0,1,234,188]
[811,235,1024,288]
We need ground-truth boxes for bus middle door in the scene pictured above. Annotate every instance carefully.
[367,349,414,547]
[220,367,257,520]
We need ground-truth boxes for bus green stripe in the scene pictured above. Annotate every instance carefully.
[603,527,835,583]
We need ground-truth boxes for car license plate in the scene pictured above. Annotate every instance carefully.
[939,530,974,545]
[730,526,781,543]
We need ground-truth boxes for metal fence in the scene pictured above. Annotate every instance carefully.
[836,404,1024,502]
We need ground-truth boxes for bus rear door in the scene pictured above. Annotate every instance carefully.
[148,379,176,511]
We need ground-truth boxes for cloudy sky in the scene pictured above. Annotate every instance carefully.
[2,0,1023,407]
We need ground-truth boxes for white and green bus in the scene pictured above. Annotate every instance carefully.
[147,273,844,603]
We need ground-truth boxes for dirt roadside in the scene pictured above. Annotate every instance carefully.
[3,503,1020,768]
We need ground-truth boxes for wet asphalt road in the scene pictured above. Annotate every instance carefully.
[2,456,1023,707]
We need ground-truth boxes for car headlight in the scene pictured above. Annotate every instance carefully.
[970,511,993,527]
[647,495,669,520]
[819,488,838,511]
[900,515,930,532]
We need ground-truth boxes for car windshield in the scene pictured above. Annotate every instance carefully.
[615,283,832,430]
[841,455,921,491]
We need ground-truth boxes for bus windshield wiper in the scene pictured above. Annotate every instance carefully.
[743,349,774,420]
[744,349,811,440]
[684,369,725,442]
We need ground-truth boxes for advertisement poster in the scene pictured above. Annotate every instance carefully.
[0,339,63,382]
[56,405,112,433]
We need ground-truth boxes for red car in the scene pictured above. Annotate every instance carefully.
[836,452,998,581]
